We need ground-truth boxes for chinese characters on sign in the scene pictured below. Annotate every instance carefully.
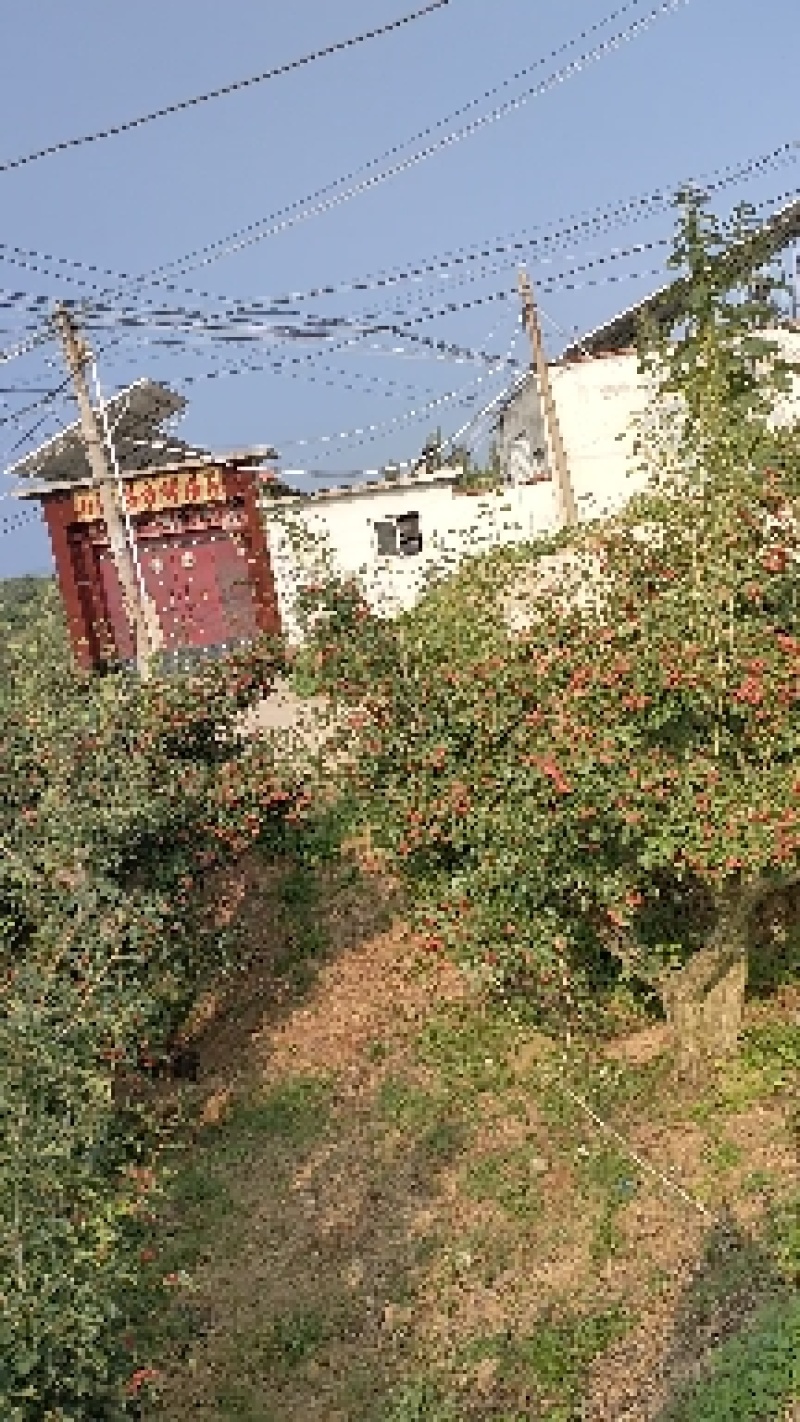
[72,466,228,524]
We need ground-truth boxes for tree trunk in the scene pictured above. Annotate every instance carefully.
[658,881,763,1081]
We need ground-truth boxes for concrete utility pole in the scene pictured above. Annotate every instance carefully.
[54,305,159,677]
[518,268,577,529]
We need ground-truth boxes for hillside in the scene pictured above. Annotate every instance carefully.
[144,842,799,1421]
[3,199,800,1421]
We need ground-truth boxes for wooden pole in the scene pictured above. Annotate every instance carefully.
[54,305,157,677]
[518,268,577,528]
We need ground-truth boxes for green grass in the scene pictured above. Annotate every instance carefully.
[529,1052,669,1149]
[376,1077,467,1168]
[573,1143,641,1261]
[382,1379,459,1421]
[146,830,798,1422]
[690,1020,800,1124]
[662,1293,800,1421]
[151,1077,335,1367]
[168,1156,235,1219]
[704,1135,744,1175]
[266,859,331,993]
[377,1077,442,1130]
[741,1020,800,1079]
[765,1192,800,1284]
[212,1379,276,1420]
[416,1001,518,1097]
[419,1113,467,1165]
[464,1145,544,1221]
[161,1078,332,1242]
[235,1076,333,1146]
[250,1307,334,1378]
[461,1307,628,1418]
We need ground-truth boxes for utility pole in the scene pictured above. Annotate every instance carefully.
[518,268,577,529]
[54,305,160,678]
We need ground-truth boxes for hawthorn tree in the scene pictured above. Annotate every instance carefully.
[0,583,302,1418]
[310,193,800,1072]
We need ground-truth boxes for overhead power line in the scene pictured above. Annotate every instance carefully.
[57,235,682,373]
[76,234,672,338]
[0,4,683,311]
[0,140,794,324]
[0,327,51,365]
[2,168,794,458]
[0,372,74,432]
[282,373,499,457]
[112,0,691,290]
[0,386,55,395]
[0,0,452,175]
[10,232,653,346]
[279,333,520,457]
[0,506,44,539]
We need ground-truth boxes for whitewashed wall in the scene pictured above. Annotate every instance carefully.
[261,330,800,642]
[549,351,654,520]
[550,329,800,519]
[262,474,557,643]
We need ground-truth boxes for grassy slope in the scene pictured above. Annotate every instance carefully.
[4,571,796,1419]
[140,842,799,1422]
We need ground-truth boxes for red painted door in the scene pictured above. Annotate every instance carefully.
[142,536,223,651]
[213,538,259,642]
[92,528,259,661]
[142,531,259,653]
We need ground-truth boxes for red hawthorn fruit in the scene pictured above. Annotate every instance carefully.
[125,1369,160,1398]
[733,678,764,707]
[762,548,788,575]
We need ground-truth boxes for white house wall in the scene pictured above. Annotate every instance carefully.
[262,330,800,642]
[262,477,557,643]
[549,350,655,520]
[549,329,800,519]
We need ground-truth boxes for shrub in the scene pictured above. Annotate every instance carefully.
[307,195,800,1062]
[0,585,300,1417]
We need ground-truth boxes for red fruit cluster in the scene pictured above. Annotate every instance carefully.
[733,677,764,707]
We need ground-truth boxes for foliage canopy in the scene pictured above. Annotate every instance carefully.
[308,195,800,1037]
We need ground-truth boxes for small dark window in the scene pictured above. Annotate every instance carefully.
[375,520,398,556]
[396,511,422,556]
[374,512,423,557]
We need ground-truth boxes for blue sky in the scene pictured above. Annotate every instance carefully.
[0,0,798,576]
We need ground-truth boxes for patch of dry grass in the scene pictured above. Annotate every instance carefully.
[144,853,799,1421]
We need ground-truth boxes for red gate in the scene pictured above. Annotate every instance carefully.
[39,463,280,670]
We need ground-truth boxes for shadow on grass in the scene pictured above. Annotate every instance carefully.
[142,803,470,1419]
[167,796,402,1091]
[655,1209,799,1422]
[149,1065,482,1420]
